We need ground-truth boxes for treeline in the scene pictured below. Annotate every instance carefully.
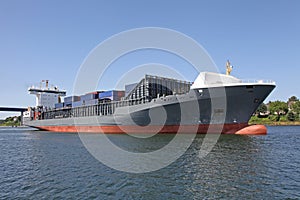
[0,116,21,126]
[250,96,300,124]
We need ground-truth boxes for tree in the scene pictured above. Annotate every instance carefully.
[290,101,300,121]
[269,101,288,114]
[291,101,300,114]
[287,111,295,121]
[256,103,267,114]
[288,96,299,102]
[269,101,288,121]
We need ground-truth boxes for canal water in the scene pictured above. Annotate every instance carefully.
[0,126,299,199]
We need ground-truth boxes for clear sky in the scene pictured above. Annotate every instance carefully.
[0,0,299,119]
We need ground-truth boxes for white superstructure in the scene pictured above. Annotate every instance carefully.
[28,80,66,109]
[191,72,276,89]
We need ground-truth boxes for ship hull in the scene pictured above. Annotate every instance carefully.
[33,123,248,134]
[24,85,275,134]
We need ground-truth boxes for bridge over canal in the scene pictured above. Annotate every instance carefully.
[0,107,27,125]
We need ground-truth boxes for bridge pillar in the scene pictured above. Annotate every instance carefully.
[20,111,23,126]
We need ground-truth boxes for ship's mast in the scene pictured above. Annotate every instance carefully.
[226,60,233,75]
[41,80,49,89]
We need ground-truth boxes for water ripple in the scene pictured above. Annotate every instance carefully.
[0,126,299,199]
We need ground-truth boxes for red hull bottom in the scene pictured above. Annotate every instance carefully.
[35,123,267,135]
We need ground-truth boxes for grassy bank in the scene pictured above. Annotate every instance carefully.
[249,116,300,126]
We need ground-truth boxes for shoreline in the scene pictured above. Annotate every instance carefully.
[0,125,28,128]
[249,121,300,126]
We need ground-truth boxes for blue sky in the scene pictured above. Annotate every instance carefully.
[0,0,299,119]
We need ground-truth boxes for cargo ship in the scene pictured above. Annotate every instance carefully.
[23,65,276,135]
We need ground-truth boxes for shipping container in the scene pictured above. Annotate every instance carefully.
[81,99,99,106]
[81,91,105,100]
[72,101,83,108]
[99,91,112,98]
[87,91,104,95]
[80,93,98,101]
[82,94,94,101]
[64,96,80,103]
[64,102,72,107]
[55,102,64,109]
[99,90,125,101]
[117,91,125,97]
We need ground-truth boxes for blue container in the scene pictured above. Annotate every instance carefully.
[64,96,80,103]
[55,102,64,109]
[83,99,99,106]
[65,102,72,107]
[72,101,83,107]
[99,91,113,99]
[80,93,97,101]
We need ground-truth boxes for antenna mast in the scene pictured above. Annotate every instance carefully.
[226,60,233,75]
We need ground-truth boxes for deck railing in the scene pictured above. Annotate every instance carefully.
[41,96,150,120]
